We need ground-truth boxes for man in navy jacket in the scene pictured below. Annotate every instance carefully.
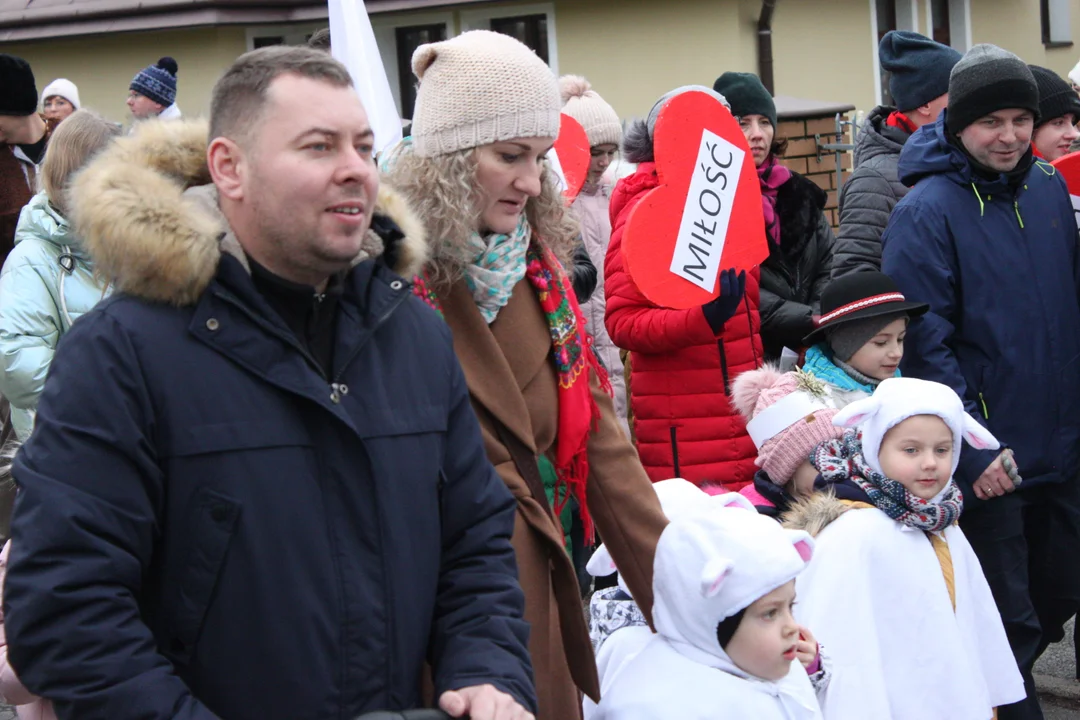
[882,45,1080,720]
[3,46,536,720]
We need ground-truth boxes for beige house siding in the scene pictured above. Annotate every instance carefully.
[6,0,1080,128]
[971,0,1080,80]
[4,27,247,123]
[770,0,876,112]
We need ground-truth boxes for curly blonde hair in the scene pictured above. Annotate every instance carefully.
[384,147,579,287]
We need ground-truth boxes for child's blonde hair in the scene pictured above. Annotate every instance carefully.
[41,110,121,215]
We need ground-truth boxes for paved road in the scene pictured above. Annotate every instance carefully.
[1044,694,1080,719]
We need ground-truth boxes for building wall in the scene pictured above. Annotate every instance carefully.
[3,27,248,124]
[970,0,1080,80]
[7,0,1080,129]
[770,0,877,112]
[554,0,875,119]
[554,0,756,119]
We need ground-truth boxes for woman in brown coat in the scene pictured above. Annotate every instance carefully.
[382,30,667,720]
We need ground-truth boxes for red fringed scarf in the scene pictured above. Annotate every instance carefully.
[413,242,610,541]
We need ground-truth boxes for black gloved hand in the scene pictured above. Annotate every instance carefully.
[701,268,747,334]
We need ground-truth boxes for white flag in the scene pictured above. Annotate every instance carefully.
[328,0,403,155]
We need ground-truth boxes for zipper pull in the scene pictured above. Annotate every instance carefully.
[979,393,989,420]
[330,382,349,404]
[1014,200,1025,229]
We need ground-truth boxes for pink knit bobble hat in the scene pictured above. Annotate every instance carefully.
[732,366,845,486]
[410,30,562,157]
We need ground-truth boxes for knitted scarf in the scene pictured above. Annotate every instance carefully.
[812,429,963,533]
[802,344,890,395]
[758,154,792,245]
[885,111,918,134]
[461,216,531,324]
[413,241,610,541]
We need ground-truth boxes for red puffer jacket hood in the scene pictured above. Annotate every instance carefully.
[604,163,763,489]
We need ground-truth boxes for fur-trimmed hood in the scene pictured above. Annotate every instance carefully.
[780,492,850,538]
[69,118,427,306]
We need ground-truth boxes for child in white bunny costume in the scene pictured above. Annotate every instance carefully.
[594,493,823,719]
[784,377,1024,719]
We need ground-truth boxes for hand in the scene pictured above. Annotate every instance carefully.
[795,625,819,670]
[972,449,1021,501]
[439,685,534,720]
[701,269,747,334]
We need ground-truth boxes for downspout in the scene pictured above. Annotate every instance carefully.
[758,0,778,93]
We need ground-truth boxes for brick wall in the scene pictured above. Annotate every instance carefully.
[776,114,853,229]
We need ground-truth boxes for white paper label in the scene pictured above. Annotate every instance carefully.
[669,129,747,292]
[1070,194,1080,229]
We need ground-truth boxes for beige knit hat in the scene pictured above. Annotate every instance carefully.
[559,75,622,148]
[410,30,561,157]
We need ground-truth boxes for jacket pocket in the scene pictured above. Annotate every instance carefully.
[975,364,1054,478]
[162,487,240,666]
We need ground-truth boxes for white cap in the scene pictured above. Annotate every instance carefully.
[41,78,80,110]
[1070,60,1080,87]
[832,377,1000,478]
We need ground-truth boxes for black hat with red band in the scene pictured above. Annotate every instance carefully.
[802,271,929,346]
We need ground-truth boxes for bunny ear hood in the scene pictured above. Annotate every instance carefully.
[589,478,707,597]
[833,377,1000,477]
[651,502,813,664]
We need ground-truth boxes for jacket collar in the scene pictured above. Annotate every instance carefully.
[68,117,428,307]
[439,277,544,451]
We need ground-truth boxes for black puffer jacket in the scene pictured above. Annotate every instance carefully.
[831,105,912,278]
[759,170,836,362]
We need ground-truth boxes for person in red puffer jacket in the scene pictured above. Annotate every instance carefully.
[605,85,764,491]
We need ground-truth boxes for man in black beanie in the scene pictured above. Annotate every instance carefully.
[0,54,51,266]
[832,31,961,277]
[881,43,1080,720]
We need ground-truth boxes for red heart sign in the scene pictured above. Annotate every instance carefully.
[621,91,767,309]
[552,113,591,202]
[1052,151,1080,228]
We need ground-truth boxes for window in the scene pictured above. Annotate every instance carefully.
[1042,0,1073,46]
[875,0,898,105]
[490,14,549,64]
[930,0,951,46]
[460,3,557,72]
[395,23,447,119]
[875,0,897,42]
[246,24,324,52]
[253,35,285,49]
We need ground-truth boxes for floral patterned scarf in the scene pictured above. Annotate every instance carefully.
[413,241,610,540]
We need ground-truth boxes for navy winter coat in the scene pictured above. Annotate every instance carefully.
[3,120,535,720]
[881,113,1080,495]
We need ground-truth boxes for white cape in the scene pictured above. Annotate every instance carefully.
[582,625,653,720]
[794,508,1025,719]
[594,634,822,720]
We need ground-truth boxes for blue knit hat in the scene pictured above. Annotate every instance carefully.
[130,57,178,107]
[879,31,961,112]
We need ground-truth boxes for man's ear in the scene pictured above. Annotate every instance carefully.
[208,136,244,201]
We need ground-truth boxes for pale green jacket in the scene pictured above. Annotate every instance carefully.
[0,193,110,439]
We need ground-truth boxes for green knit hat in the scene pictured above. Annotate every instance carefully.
[712,71,776,127]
